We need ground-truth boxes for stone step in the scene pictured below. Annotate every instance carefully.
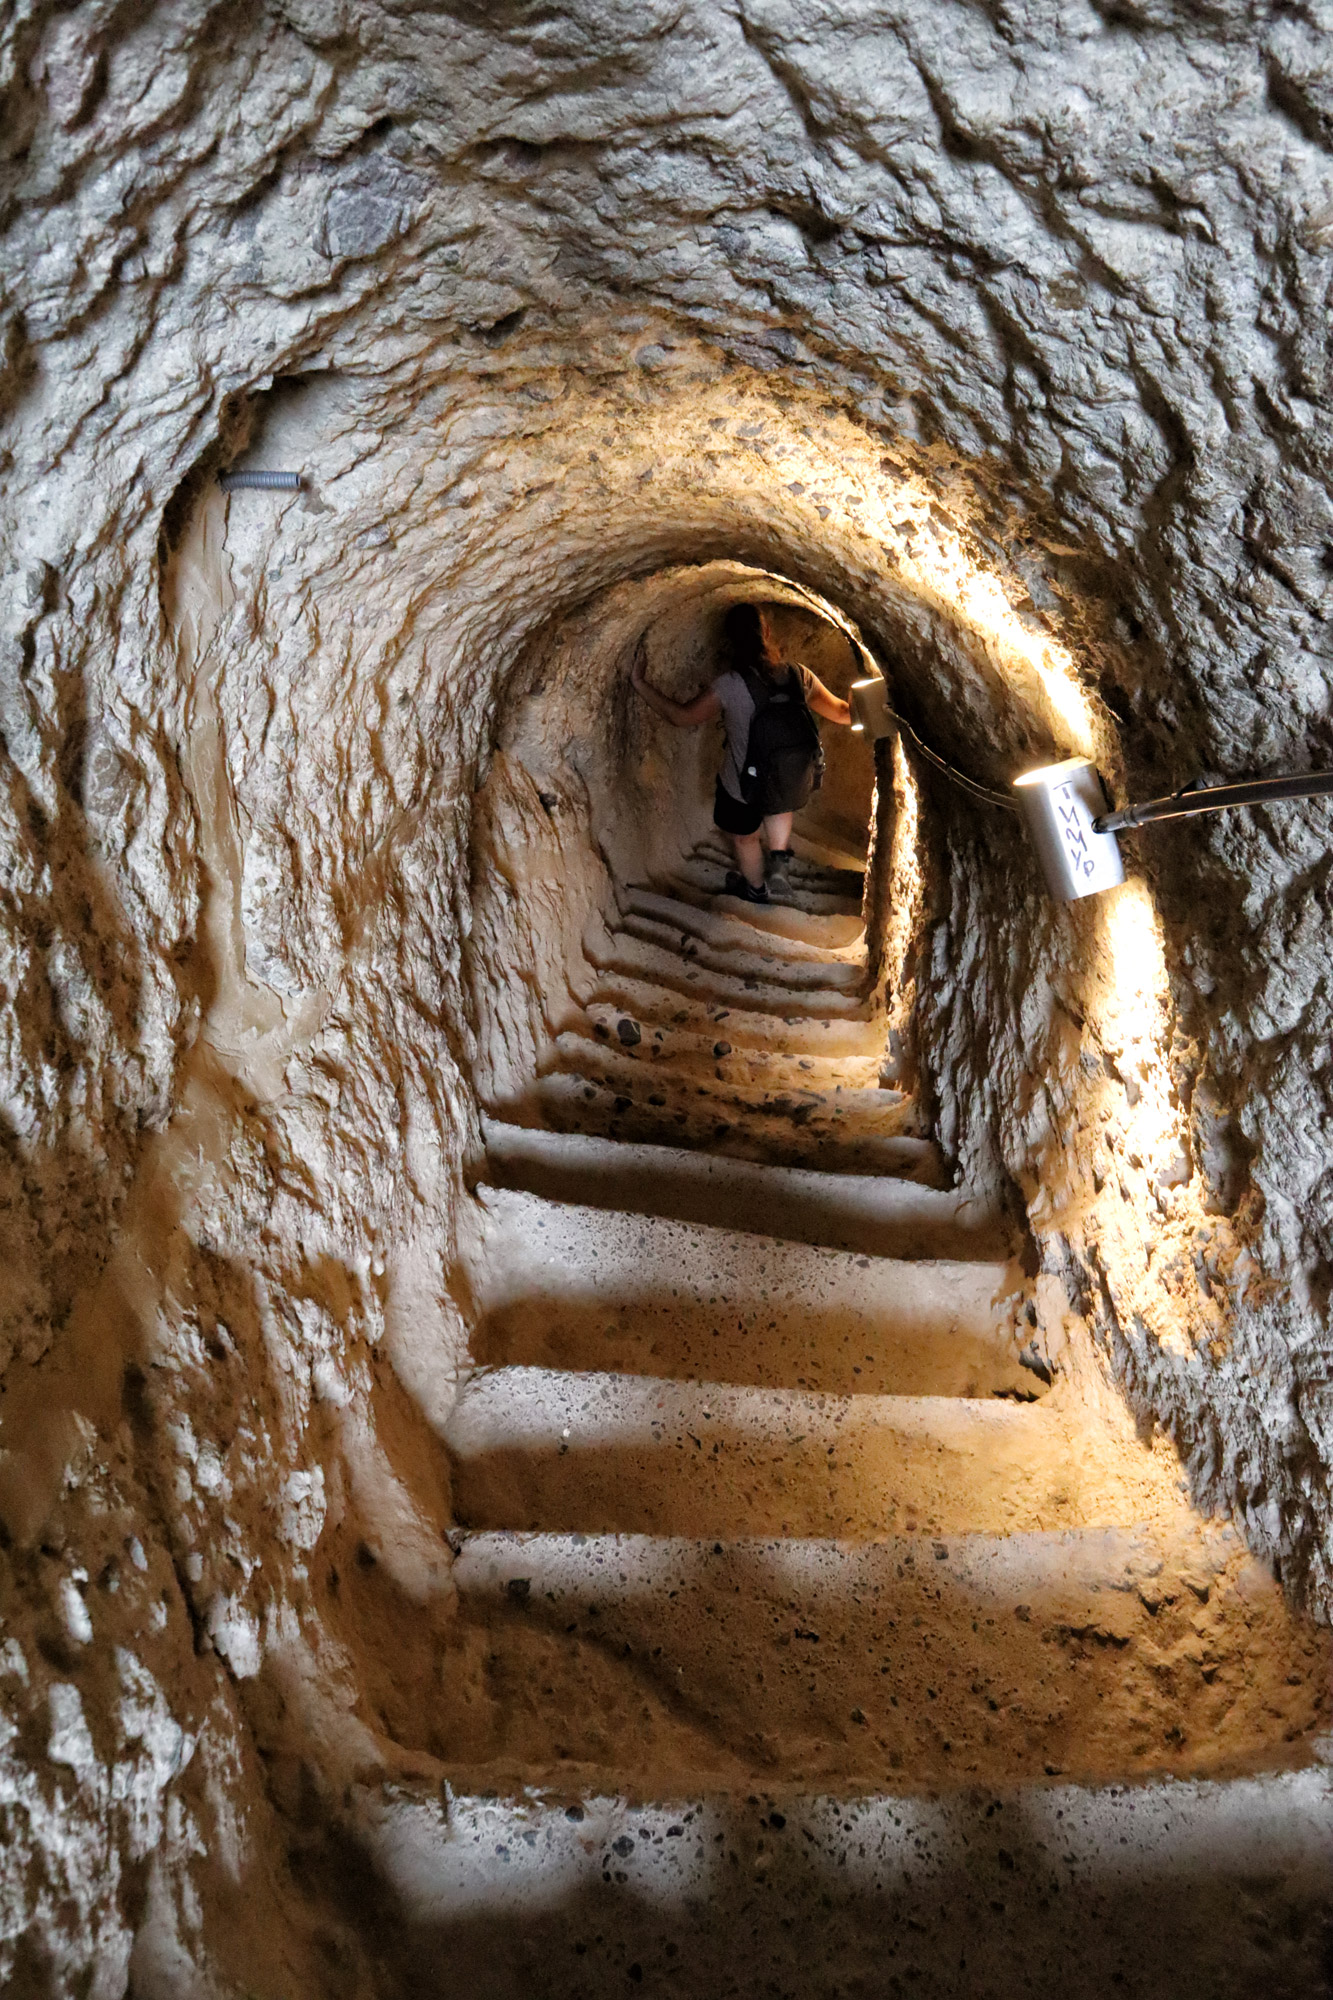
[570,976,885,1058]
[521,1079,935,1181]
[345,1767,1333,2000]
[611,912,866,995]
[446,1368,1119,1540]
[621,885,864,959]
[542,1027,900,1109]
[652,861,863,922]
[664,865,863,921]
[444,1524,1330,1792]
[688,838,865,901]
[584,924,874,1019]
[573,1001,882,1091]
[469,1189,1035,1399]
[480,1121,1004,1259]
[697,826,869,878]
[524,1060,937,1179]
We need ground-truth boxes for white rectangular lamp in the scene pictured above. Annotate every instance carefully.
[1014,758,1125,902]
[850,676,893,740]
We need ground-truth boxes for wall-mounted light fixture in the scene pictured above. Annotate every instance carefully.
[853,669,1025,814]
[1016,756,1333,902]
[1013,759,1125,900]
[850,676,893,740]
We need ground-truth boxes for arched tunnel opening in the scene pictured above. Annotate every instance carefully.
[466,561,879,1096]
[5,11,1333,1996]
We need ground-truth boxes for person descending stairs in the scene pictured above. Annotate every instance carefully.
[439,838,1328,1809]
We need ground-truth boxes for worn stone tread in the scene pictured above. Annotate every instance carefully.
[620,884,865,959]
[567,1004,883,1091]
[567,977,885,1058]
[480,1120,1003,1258]
[582,939,874,1021]
[687,838,865,901]
[610,911,866,994]
[443,1526,1330,1792]
[469,1187,1030,1397]
[520,1050,936,1177]
[446,1366,1112,1539]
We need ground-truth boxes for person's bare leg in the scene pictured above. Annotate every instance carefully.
[762,812,793,856]
[730,830,766,888]
[763,812,796,893]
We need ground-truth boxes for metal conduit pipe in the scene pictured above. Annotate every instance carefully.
[218,470,303,492]
[1096,768,1333,833]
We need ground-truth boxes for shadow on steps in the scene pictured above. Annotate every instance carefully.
[481,1121,1009,1260]
[300,1763,1333,2000]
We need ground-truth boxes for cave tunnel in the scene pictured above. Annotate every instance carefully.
[3,6,1333,1997]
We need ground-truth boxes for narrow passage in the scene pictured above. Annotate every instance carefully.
[441,839,1327,1795]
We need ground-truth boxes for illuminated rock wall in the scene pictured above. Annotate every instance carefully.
[2,2,1332,1986]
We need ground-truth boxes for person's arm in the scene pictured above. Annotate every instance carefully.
[804,670,852,727]
[631,649,722,728]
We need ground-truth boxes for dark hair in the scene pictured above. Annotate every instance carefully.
[723,602,768,675]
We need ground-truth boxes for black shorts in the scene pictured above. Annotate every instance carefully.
[713,779,764,837]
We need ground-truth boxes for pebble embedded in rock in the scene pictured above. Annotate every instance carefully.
[617,1018,642,1046]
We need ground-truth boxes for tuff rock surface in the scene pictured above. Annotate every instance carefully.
[3,1,1333,1989]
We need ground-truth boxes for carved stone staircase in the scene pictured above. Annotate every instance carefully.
[354,840,1333,1999]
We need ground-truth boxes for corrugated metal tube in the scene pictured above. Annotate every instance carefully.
[218,470,302,492]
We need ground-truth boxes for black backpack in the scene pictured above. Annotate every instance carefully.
[737,664,824,814]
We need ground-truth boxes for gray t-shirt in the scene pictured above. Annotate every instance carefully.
[713,664,819,800]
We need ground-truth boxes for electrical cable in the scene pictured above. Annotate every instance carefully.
[840,578,1333,843]
[852,642,1019,815]
[877,697,1020,814]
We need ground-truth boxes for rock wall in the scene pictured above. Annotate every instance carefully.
[3,1,1333,1987]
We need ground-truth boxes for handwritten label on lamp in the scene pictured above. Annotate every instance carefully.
[1014,758,1126,903]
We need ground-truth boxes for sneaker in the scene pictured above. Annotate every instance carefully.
[724,870,771,904]
[766,847,795,895]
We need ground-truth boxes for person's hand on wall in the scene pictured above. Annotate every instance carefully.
[628,649,722,729]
